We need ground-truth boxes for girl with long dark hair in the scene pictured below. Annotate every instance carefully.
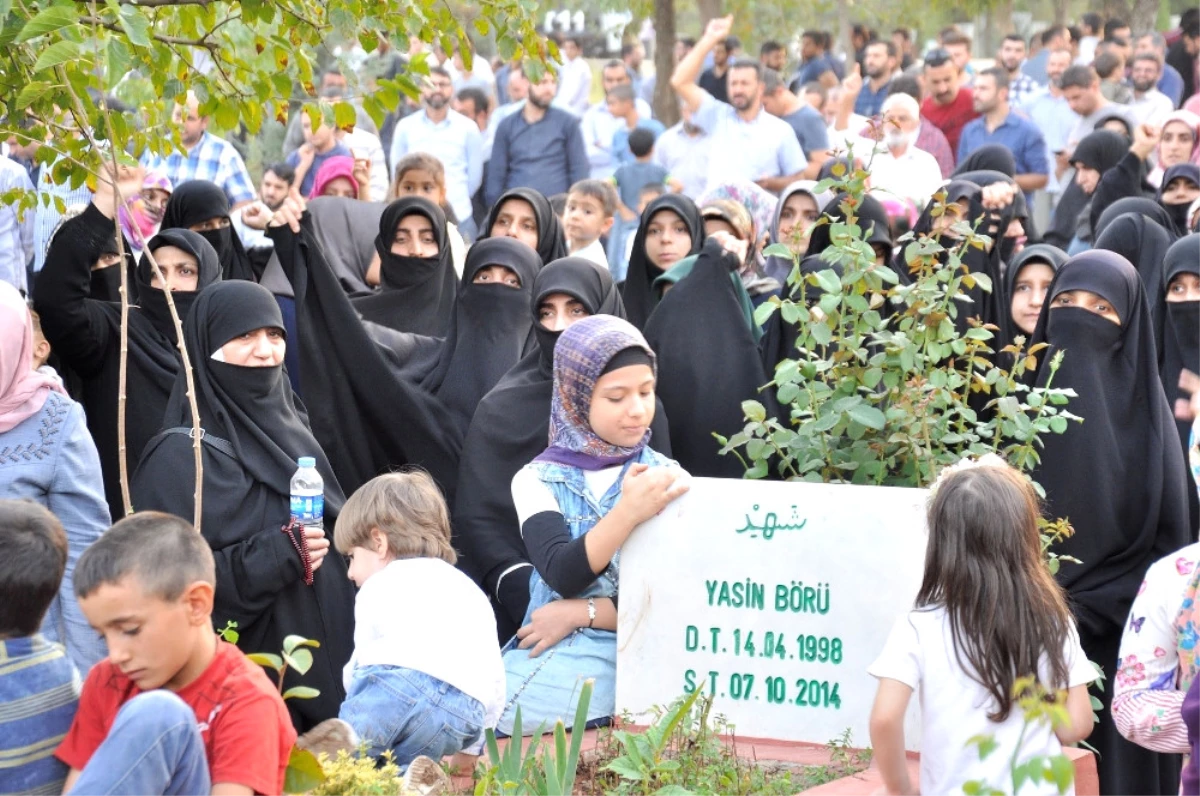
[868,460,1096,794]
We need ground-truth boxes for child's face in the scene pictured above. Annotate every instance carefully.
[564,194,612,244]
[80,576,211,692]
[346,529,391,588]
[588,364,656,448]
[396,168,445,206]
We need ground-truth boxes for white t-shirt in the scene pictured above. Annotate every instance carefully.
[868,606,1096,795]
[569,238,608,270]
[344,558,505,730]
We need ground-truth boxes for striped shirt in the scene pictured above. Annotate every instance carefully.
[142,131,256,208]
[0,636,80,795]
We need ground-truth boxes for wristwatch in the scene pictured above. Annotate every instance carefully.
[587,597,596,628]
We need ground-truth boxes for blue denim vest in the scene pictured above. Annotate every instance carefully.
[498,446,676,735]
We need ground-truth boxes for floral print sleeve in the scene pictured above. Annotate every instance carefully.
[1112,544,1200,755]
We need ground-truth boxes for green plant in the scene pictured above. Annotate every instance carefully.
[216,620,239,644]
[475,678,593,796]
[722,163,1080,489]
[311,748,402,796]
[604,688,703,793]
[248,634,323,701]
[962,676,1081,796]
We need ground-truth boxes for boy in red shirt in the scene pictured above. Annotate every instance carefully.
[57,512,296,795]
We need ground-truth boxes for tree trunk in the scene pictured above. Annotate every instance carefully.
[697,0,721,29]
[1129,0,1159,35]
[1053,0,1071,25]
[1101,0,1132,23]
[653,0,680,126]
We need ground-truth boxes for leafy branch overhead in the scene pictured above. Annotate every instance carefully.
[0,0,547,197]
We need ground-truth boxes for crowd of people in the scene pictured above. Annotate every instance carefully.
[1,8,1199,796]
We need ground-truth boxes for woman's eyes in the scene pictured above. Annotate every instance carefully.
[569,307,588,317]
[268,330,284,340]
[1014,283,1030,293]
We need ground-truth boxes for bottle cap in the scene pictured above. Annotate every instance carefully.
[298,457,316,468]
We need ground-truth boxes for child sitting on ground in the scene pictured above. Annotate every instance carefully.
[868,457,1096,794]
[56,511,295,795]
[564,180,617,269]
[334,470,504,768]
[0,500,80,796]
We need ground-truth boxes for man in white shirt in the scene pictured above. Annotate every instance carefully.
[866,93,944,210]
[390,66,484,239]
[0,154,34,293]
[1126,53,1174,127]
[556,35,593,116]
[670,15,806,194]
[580,61,653,180]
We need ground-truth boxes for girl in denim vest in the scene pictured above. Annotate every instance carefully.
[500,315,689,735]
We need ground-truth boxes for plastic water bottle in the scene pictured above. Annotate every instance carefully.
[290,457,324,531]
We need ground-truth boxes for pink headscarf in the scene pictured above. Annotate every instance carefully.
[119,171,172,251]
[1149,110,1200,189]
[0,282,66,433]
[308,156,358,200]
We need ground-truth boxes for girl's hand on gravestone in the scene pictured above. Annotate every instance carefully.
[516,599,587,657]
[618,464,691,526]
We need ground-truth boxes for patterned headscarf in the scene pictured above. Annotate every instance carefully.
[698,180,778,252]
[1177,553,1200,691]
[534,315,656,470]
[119,171,172,252]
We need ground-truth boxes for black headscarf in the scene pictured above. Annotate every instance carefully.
[1159,234,1200,454]
[1094,196,1177,243]
[306,196,385,295]
[1023,250,1191,795]
[454,257,671,640]
[622,194,705,329]
[131,280,354,732]
[160,180,257,282]
[998,243,1067,354]
[1071,129,1130,174]
[479,187,569,265]
[953,144,1016,178]
[643,238,778,478]
[950,169,1032,259]
[136,228,224,344]
[403,238,542,432]
[268,216,464,502]
[1160,163,1200,238]
[1093,211,1175,356]
[351,197,458,336]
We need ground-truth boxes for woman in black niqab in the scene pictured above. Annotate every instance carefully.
[351,197,459,336]
[479,187,569,265]
[131,280,355,733]
[160,180,257,282]
[622,194,705,329]
[1159,163,1200,237]
[454,257,671,642]
[33,207,221,519]
[397,237,542,432]
[643,238,778,479]
[1156,235,1200,535]
[1024,250,1191,796]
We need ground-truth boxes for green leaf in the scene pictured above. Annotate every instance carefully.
[17,5,78,41]
[1048,754,1075,794]
[742,400,766,423]
[810,321,832,346]
[14,81,56,109]
[846,403,885,430]
[281,686,320,700]
[282,635,319,654]
[32,39,80,71]
[246,652,283,671]
[813,268,841,295]
[605,757,647,781]
[762,243,794,259]
[333,100,357,129]
[111,1,151,47]
[283,746,325,794]
[283,648,313,676]
[1049,416,1067,434]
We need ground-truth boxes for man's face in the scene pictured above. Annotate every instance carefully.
[260,170,291,210]
[713,42,729,67]
[1130,59,1160,93]
[1111,31,1132,61]
[800,37,817,60]
[892,32,909,54]
[727,66,761,112]
[562,40,580,60]
[421,73,453,111]
[1046,51,1072,83]
[453,96,486,131]
[998,39,1026,72]
[925,62,959,105]
[321,72,348,96]
[1134,35,1160,58]
[625,43,644,69]
[173,103,207,148]
[945,43,971,73]
[602,65,630,93]
[5,135,38,161]
[972,75,1001,113]
[605,94,634,118]
[673,40,692,65]
[864,43,893,79]
[884,105,919,135]
[1062,83,1099,117]
[507,68,529,101]
[762,48,786,72]
[528,72,558,109]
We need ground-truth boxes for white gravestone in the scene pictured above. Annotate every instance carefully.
[616,477,927,749]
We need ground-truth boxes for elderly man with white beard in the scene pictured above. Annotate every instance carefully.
[865,93,945,209]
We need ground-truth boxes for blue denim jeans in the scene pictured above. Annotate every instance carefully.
[339,666,484,767]
[68,691,210,796]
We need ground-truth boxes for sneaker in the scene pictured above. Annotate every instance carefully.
[297,718,359,759]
